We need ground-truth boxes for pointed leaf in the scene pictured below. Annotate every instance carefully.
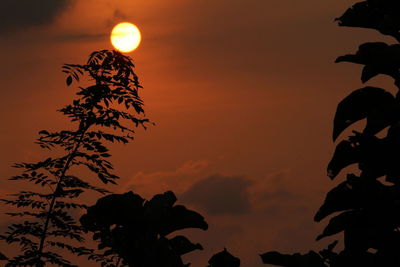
[208,248,240,267]
[159,205,208,236]
[336,1,400,41]
[66,76,73,86]
[314,176,384,222]
[169,235,203,256]
[317,211,362,241]
[327,141,359,179]
[332,86,396,141]
[335,42,400,84]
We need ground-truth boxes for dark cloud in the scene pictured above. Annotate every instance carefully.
[52,33,107,42]
[180,174,252,215]
[0,0,74,33]
[113,9,127,20]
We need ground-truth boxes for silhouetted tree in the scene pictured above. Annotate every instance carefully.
[0,50,149,266]
[262,1,400,266]
[80,190,208,267]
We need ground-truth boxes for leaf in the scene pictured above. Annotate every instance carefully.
[158,205,208,236]
[208,248,240,267]
[80,191,145,230]
[335,42,400,84]
[314,176,384,222]
[336,1,400,41]
[332,86,397,141]
[316,211,358,241]
[169,235,203,256]
[66,76,73,86]
[327,140,359,179]
[38,130,50,135]
[361,65,380,83]
[328,132,395,180]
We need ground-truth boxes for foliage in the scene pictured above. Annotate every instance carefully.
[0,50,149,266]
[262,1,400,266]
[80,190,208,267]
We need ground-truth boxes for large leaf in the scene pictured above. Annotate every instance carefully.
[260,251,325,267]
[169,235,203,256]
[80,191,145,230]
[314,176,384,222]
[144,191,178,229]
[159,205,208,236]
[327,133,396,180]
[317,211,359,241]
[336,1,400,41]
[335,42,400,84]
[327,140,360,179]
[332,86,396,141]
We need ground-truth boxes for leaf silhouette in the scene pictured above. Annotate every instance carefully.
[80,191,145,231]
[159,205,208,236]
[66,76,72,86]
[317,211,358,241]
[336,1,400,41]
[327,133,399,180]
[208,248,240,267]
[335,42,400,84]
[168,235,203,256]
[314,175,385,222]
[327,140,359,179]
[332,86,397,141]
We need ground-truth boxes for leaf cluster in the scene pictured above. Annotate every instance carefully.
[261,1,400,266]
[80,191,208,267]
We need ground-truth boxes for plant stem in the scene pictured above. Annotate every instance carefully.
[36,126,88,266]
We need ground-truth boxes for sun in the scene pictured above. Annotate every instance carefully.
[111,22,141,53]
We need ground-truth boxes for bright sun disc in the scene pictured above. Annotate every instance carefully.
[111,22,141,53]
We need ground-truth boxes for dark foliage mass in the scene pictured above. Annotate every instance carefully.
[80,191,208,267]
[262,1,400,266]
[0,50,149,266]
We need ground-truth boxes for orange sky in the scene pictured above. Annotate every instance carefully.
[0,1,398,266]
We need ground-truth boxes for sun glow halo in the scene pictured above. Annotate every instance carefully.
[111,22,141,53]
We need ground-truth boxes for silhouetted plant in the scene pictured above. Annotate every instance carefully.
[0,50,149,266]
[80,190,208,267]
[207,248,240,267]
[262,1,400,266]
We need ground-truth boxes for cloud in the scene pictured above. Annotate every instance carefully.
[121,160,209,198]
[249,171,299,211]
[0,0,74,33]
[180,174,252,215]
[52,33,107,42]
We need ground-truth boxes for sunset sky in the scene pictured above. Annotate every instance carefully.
[0,0,397,266]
